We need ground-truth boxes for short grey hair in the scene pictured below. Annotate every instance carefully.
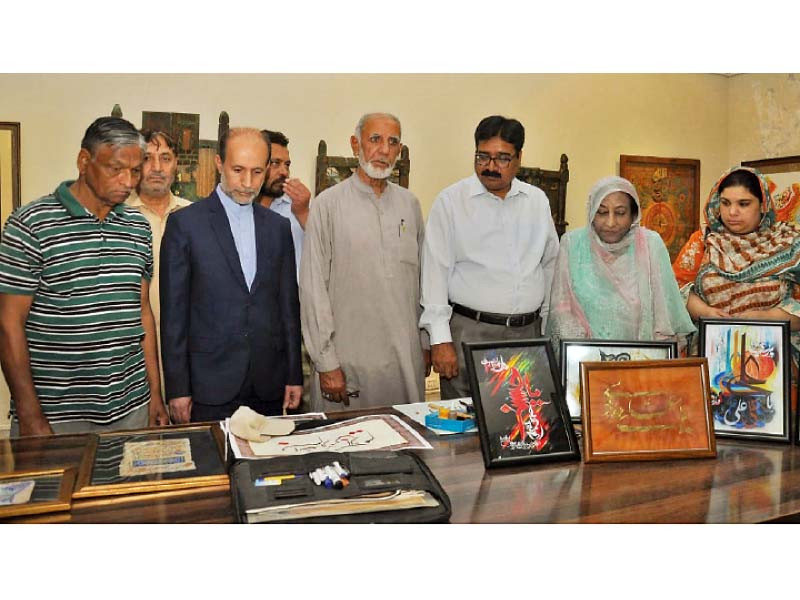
[354,112,402,139]
[81,116,146,156]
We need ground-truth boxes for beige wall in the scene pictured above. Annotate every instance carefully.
[728,73,800,164]
[0,72,790,432]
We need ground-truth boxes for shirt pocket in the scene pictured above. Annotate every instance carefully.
[398,227,419,266]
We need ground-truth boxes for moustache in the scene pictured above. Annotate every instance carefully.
[481,170,502,179]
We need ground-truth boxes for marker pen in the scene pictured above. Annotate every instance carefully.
[332,461,350,479]
[325,465,343,489]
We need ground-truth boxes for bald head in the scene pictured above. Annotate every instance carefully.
[219,127,270,164]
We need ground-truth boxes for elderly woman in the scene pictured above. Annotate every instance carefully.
[546,176,695,345]
[673,167,800,341]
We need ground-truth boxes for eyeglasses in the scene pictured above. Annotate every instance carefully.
[475,152,517,168]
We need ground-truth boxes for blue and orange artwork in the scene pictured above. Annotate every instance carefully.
[705,324,785,436]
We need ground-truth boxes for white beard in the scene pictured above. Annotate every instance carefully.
[358,148,397,180]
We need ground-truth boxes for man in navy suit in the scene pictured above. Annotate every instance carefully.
[160,127,303,422]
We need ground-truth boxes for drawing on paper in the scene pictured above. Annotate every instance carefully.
[250,418,406,456]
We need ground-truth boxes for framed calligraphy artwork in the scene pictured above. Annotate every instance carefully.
[0,468,76,520]
[580,358,716,463]
[620,154,700,262]
[559,339,677,421]
[463,339,580,469]
[741,155,800,225]
[73,423,229,499]
[699,319,791,444]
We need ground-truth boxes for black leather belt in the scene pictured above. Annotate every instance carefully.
[451,303,540,328]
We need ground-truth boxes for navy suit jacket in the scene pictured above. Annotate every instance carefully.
[160,191,302,407]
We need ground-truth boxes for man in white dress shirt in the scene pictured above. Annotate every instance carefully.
[420,115,560,399]
[256,130,311,281]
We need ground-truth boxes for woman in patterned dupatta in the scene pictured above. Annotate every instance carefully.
[546,176,695,351]
[673,166,800,355]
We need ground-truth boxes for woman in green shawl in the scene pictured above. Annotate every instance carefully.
[546,176,695,348]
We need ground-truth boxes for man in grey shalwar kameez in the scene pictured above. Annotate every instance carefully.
[300,113,429,411]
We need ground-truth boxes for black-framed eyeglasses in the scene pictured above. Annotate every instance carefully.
[475,152,516,168]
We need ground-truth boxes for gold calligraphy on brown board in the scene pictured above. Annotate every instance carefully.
[603,382,693,434]
[580,358,716,462]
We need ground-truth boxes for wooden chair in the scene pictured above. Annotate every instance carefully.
[315,139,410,196]
[516,154,570,237]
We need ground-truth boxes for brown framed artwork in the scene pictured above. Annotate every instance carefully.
[72,423,229,499]
[579,358,716,463]
[0,122,21,233]
[741,155,800,224]
[0,467,76,519]
[620,155,700,262]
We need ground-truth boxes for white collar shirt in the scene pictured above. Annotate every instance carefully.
[419,173,559,345]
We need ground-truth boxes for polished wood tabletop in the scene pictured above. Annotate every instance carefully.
[3,408,800,523]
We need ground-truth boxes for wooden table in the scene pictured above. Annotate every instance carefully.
[3,408,800,523]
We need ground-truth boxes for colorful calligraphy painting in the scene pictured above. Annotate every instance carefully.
[702,321,789,439]
[471,344,573,462]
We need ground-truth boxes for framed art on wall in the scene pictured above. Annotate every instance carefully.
[559,339,678,421]
[620,154,700,262]
[0,122,21,233]
[698,318,791,443]
[580,358,716,463]
[462,339,580,469]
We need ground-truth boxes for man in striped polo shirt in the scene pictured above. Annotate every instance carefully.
[0,116,169,436]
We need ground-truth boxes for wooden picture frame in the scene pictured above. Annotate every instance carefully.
[72,423,229,499]
[741,155,800,224]
[620,154,700,262]
[0,122,21,233]
[559,339,678,421]
[0,467,76,519]
[580,358,716,463]
[463,339,580,469]
[699,318,791,444]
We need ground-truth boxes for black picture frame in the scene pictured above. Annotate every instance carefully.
[698,318,791,444]
[559,339,678,422]
[462,338,580,469]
